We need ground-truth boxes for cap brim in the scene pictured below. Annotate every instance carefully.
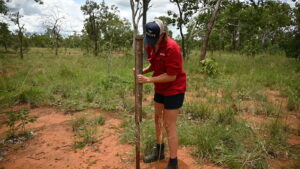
[144,36,159,46]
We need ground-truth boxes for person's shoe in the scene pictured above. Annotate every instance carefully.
[165,158,179,169]
[143,144,165,163]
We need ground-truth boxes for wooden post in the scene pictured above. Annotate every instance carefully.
[135,36,143,169]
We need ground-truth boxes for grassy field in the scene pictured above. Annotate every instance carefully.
[0,48,299,168]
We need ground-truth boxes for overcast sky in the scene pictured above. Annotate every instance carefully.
[4,0,179,36]
[3,0,296,37]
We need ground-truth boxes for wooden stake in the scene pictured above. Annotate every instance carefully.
[135,36,143,169]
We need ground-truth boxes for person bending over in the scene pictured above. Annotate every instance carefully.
[136,19,187,169]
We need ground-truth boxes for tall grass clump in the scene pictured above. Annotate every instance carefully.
[265,120,288,157]
[120,116,156,156]
[71,113,105,149]
[182,102,212,120]
[194,120,268,169]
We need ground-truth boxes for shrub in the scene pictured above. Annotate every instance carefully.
[199,58,219,76]
[1,109,36,138]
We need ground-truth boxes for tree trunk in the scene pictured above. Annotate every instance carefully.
[179,25,186,59]
[142,0,150,60]
[199,0,222,61]
[132,24,138,49]
[94,38,98,56]
[19,31,23,59]
[55,35,58,56]
[232,30,237,50]
[142,0,149,36]
[175,0,186,59]
[4,42,8,52]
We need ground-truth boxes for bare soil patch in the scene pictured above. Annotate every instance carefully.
[0,107,216,169]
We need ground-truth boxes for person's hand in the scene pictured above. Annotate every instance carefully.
[137,74,151,83]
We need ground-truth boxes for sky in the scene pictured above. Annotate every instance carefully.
[3,0,297,37]
[4,0,179,36]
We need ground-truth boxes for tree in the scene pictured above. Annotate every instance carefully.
[29,33,51,48]
[0,0,8,15]
[200,0,222,60]
[143,0,151,35]
[81,0,101,56]
[43,7,65,55]
[282,1,300,59]
[11,12,26,59]
[1,0,42,15]
[168,0,194,59]
[0,22,11,52]
[130,0,143,48]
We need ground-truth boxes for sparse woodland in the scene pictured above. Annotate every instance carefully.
[0,0,299,168]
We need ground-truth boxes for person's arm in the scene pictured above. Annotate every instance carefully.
[137,73,176,83]
[142,64,154,74]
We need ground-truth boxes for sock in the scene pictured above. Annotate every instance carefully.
[169,157,178,166]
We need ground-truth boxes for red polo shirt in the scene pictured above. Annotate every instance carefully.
[146,37,187,96]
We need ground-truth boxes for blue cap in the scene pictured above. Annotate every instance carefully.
[144,19,164,46]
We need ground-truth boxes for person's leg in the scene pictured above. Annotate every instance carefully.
[143,96,166,163]
[163,109,179,159]
[155,101,164,144]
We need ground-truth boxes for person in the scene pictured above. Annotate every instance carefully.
[136,19,187,169]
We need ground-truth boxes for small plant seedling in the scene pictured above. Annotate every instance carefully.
[1,109,36,138]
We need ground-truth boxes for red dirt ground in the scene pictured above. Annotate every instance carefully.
[0,107,222,169]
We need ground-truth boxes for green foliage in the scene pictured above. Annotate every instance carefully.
[282,34,300,59]
[141,120,156,156]
[1,109,36,137]
[120,117,156,156]
[81,0,132,56]
[199,58,218,76]
[287,89,300,111]
[0,0,8,14]
[71,113,105,149]
[265,120,288,157]
[194,121,267,169]
[94,115,105,125]
[183,102,212,120]
[214,107,236,125]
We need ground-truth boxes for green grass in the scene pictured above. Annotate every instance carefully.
[71,112,105,149]
[1,48,299,168]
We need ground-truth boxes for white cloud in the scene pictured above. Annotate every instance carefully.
[106,0,181,36]
[6,0,84,35]
[4,0,296,37]
[5,0,181,36]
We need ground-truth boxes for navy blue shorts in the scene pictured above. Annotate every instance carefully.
[154,93,185,110]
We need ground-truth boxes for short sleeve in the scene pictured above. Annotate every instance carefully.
[165,47,182,76]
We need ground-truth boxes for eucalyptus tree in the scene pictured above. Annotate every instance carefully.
[199,0,222,60]
[1,0,43,56]
[10,12,26,59]
[283,1,300,59]
[169,0,218,60]
[0,0,8,14]
[43,7,65,56]
[101,5,132,49]
[142,0,151,36]
[130,0,143,48]
[81,0,101,56]
[0,22,11,51]
[168,0,198,59]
